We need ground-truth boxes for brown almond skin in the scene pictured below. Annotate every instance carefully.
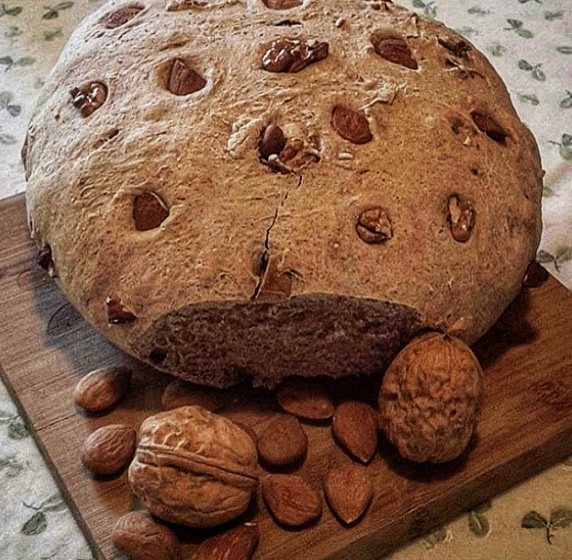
[194,523,259,560]
[81,423,136,476]
[263,0,303,9]
[371,34,418,69]
[258,123,287,159]
[331,105,372,144]
[112,510,180,560]
[324,461,374,524]
[168,58,206,95]
[161,378,227,412]
[73,366,132,413]
[332,401,378,463]
[257,414,308,468]
[274,378,335,420]
[262,474,322,527]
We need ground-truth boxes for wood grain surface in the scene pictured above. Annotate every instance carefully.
[1,193,571,560]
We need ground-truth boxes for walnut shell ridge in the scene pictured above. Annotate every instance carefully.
[24,0,542,387]
[378,332,483,463]
[128,406,258,528]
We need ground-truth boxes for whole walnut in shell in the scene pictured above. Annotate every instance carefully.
[128,406,258,528]
[378,332,482,463]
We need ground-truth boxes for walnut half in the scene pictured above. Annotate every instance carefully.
[128,406,258,527]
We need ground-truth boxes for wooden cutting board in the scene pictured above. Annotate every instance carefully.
[1,193,571,560]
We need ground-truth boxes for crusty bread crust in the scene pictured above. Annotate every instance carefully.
[24,0,543,387]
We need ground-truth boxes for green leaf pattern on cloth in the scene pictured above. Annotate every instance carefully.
[0,1,571,559]
[521,507,572,544]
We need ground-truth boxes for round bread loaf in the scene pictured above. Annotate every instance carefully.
[23,0,543,387]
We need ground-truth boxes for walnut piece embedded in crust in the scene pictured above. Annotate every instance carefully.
[128,406,258,528]
[378,332,482,463]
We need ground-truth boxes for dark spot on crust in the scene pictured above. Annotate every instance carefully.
[149,348,168,363]
[262,0,303,10]
[36,244,53,271]
[106,297,137,324]
[93,128,120,149]
[275,19,302,26]
[132,191,170,231]
[471,111,508,144]
[438,37,471,59]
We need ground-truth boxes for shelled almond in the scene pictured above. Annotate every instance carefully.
[73,366,132,413]
[194,523,259,560]
[81,423,137,476]
[262,474,322,527]
[257,414,308,468]
[324,460,374,524]
[274,378,335,420]
[332,401,379,464]
[112,510,180,560]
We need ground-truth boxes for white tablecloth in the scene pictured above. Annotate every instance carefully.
[1,1,571,559]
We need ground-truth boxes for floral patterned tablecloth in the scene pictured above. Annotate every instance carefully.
[0,1,571,559]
